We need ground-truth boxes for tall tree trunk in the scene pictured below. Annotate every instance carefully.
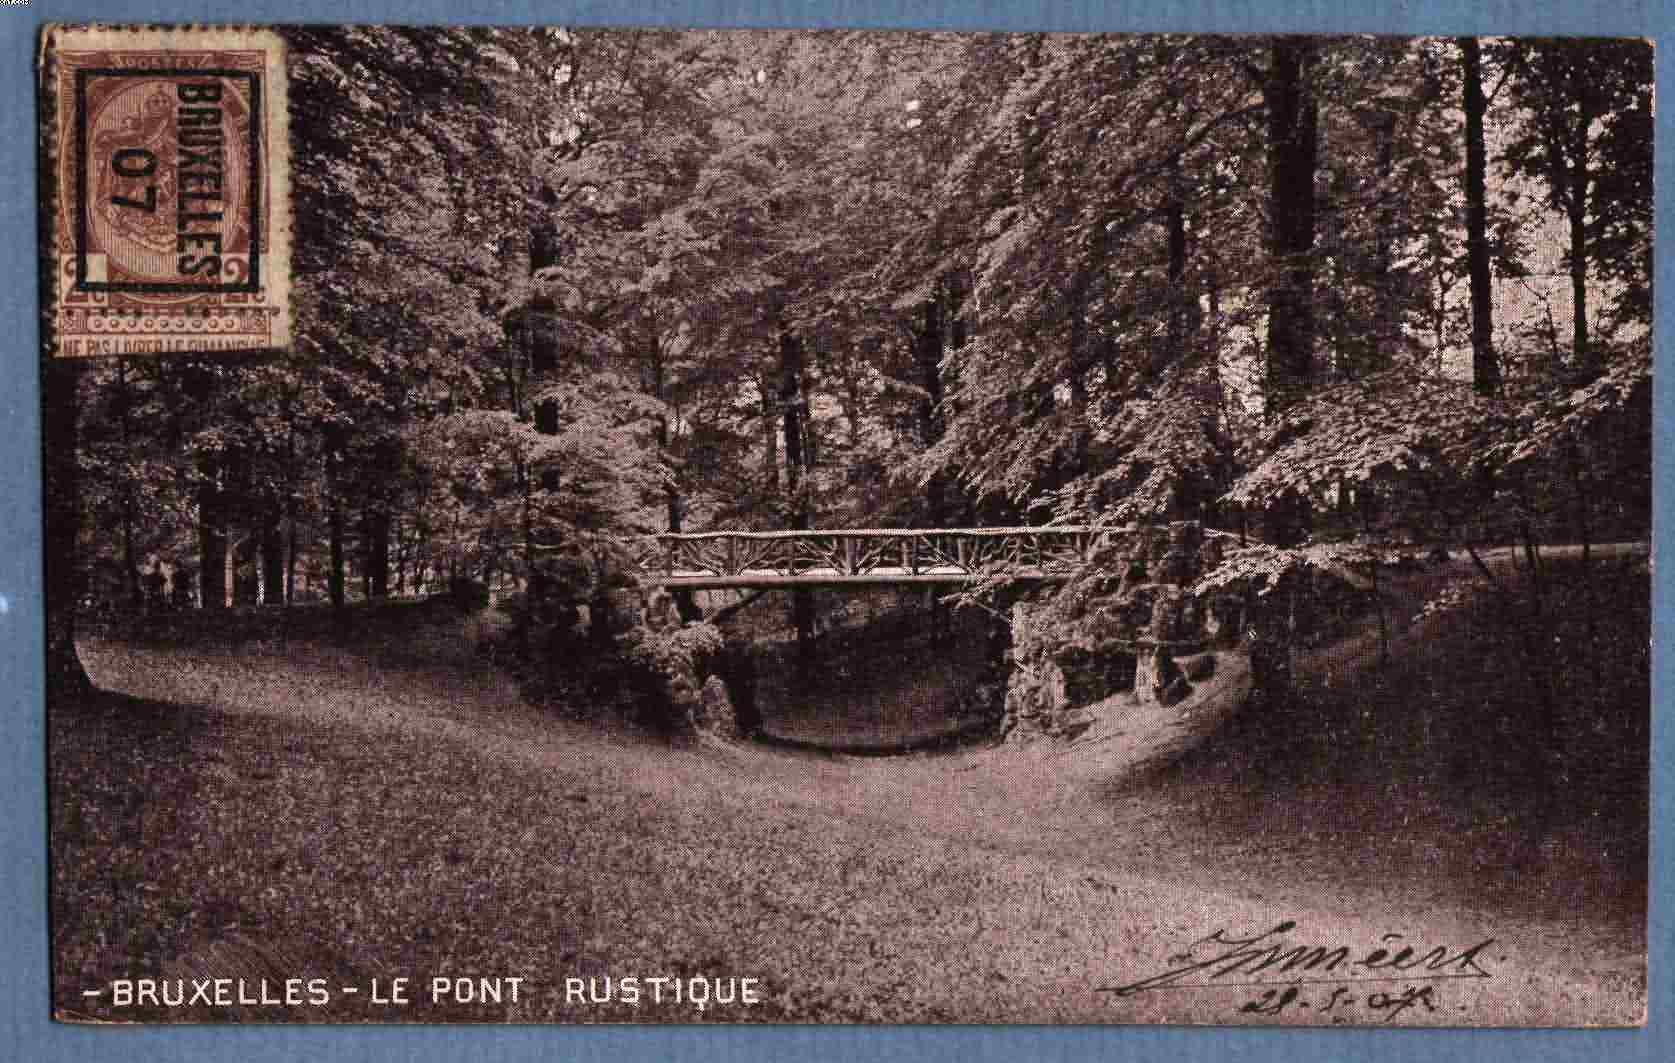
[664,481,700,618]
[529,322,561,440]
[121,505,140,610]
[198,481,227,610]
[260,508,285,605]
[1370,109,1397,373]
[915,286,953,640]
[1165,163,1190,371]
[1568,143,1592,381]
[915,291,948,524]
[944,271,977,527]
[915,295,943,444]
[186,363,228,610]
[285,512,297,606]
[393,516,408,596]
[232,533,260,606]
[530,201,563,485]
[284,420,298,605]
[1434,269,1448,374]
[648,321,701,622]
[1460,37,1500,396]
[113,360,143,609]
[843,360,864,453]
[326,461,346,610]
[1263,36,1320,409]
[1197,249,1229,526]
[780,323,816,658]
[363,506,391,600]
[781,328,807,507]
[524,201,573,632]
[43,361,92,692]
[1162,163,1200,518]
[760,371,779,494]
[1262,37,1320,547]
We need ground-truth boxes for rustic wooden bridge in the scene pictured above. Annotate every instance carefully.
[624,526,1137,590]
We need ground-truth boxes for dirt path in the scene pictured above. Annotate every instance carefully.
[76,634,1646,1025]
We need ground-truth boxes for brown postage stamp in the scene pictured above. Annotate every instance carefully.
[40,25,291,358]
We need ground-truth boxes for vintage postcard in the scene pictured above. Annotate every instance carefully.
[39,23,1650,1027]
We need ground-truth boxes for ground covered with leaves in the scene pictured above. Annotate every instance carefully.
[51,555,1647,1025]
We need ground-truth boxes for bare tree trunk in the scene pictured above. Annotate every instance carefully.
[121,506,140,610]
[260,508,285,605]
[760,369,779,494]
[530,218,563,470]
[780,323,816,658]
[198,482,227,610]
[364,506,391,600]
[187,362,228,610]
[648,320,701,621]
[113,360,144,610]
[1568,157,1592,380]
[944,272,971,529]
[285,512,297,606]
[43,360,92,693]
[1370,109,1397,373]
[233,532,261,606]
[1257,38,1321,548]
[915,290,948,524]
[1165,163,1190,371]
[1262,36,1320,411]
[326,447,346,610]
[393,515,408,597]
[1460,37,1500,396]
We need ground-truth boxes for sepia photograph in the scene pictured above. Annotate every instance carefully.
[37,21,1651,1027]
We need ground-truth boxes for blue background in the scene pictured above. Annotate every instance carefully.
[3,2,1667,1060]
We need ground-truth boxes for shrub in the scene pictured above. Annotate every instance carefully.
[447,576,491,613]
[621,621,726,731]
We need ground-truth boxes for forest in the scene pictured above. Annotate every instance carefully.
[44,29,1651,687]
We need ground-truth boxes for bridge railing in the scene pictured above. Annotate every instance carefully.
[622,526,1141,586]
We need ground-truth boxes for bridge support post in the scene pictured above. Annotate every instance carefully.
[983,584,1027,685]
[717,635,761,737]
[792,587,816,665]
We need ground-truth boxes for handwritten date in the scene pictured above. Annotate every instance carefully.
[1239,983,1437,1022]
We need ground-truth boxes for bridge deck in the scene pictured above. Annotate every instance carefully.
[620,525,1197,589]
[648,566,1070,590]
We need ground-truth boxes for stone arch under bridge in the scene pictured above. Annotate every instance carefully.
[627,522,1252,734]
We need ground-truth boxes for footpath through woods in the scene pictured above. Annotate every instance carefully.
[58,549,1647,1024]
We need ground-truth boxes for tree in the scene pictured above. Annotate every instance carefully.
[1260,36,1321,411]
[1500,37,1653,380]
[286,26,563,603]
[52,29,1652,747]
[43,362,91,692]
[905,35,1266,527]
[1459,37,1499,396]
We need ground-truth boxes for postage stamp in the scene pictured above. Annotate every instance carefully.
[40,25,291,358]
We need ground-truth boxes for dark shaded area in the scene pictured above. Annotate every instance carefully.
[48,686,624,1023]
[48,690,370,1022]
[93,594,475,650]
[746,603,1003,753]
[1132,554,1649,927]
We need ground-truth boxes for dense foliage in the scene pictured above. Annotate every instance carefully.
[52,32,1651,698]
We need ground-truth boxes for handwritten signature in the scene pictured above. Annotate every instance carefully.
[1098,920,1498,1022]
